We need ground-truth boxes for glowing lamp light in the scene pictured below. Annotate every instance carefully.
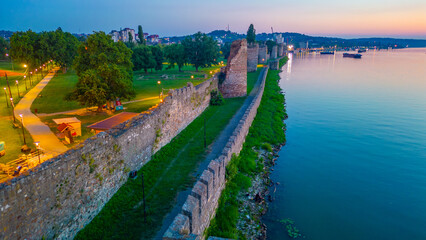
[15,80,18,84]
[160,99,163,103]
[191,75,194,79]
[3,87,6,90]
[5,53,8,57]
[35,141,40,147]
[23,64,27,68]
[19,114,23,118]
[157,81,161,84]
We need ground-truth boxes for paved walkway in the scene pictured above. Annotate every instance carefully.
[14,67,68,155]
[154,67,268,239]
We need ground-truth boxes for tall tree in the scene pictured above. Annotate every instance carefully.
[246,24,256,45]
[126,32,135,49]
[71,31,135,111]
[265,40,276,54]
[132,45,155,73]
[10,30,39,68]
[137,25,145,45]
[164,43,187,72]
[150,45,163,71]
[181,32,219,72]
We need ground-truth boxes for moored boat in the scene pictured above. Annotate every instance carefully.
[320,51,335,55]
[343,53,362,58]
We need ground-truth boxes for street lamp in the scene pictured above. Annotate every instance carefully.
[35,141,41,164]
[157,81,161,99]
[10,97,15,123]
[15,80,20,98]
[24,75,27,90]
[3,87,9,108]
[30,72,33,85]
[19,114,26,145]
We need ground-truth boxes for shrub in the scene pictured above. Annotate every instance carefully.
[210,90,225,106]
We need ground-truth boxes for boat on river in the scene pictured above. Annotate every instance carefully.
[343,53,362,58]
[320,51,335,55]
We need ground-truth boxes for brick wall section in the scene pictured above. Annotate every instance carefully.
[247,44,259,72]
[163,67,269,240]
[258,45,267,64]
[0,77,218,240]
[219,40,247,98]
[271,45,278,59]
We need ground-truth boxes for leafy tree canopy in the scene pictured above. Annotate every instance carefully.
[164,43,187,72]
[132,45,155,73]
[246,24,256,45]
[71,31,135,110]
[181,32,219,72]
[137,25,146,45]
[0,37,9,60]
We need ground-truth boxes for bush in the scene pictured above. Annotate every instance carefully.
[210,90,225,106]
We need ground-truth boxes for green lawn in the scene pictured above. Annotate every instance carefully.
[31,70,80,114]
[31,63,224,114]
[0,61,46,164]
[247,68,262,94]
[75,97,246,240]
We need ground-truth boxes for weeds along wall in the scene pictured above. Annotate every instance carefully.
[163,67,269,240]
[0,77,218,240]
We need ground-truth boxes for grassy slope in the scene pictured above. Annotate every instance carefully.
[75,97,246,240]
[207,57,288,239]
[247,69,261,94]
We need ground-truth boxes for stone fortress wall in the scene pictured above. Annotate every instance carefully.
[247,43,259,72]
[271,45,278,59]
[0,77,218,240]
[219,39,247,98]
[258,45,267,64]
[163,66,269,240]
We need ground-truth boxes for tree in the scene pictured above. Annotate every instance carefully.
[132,46,155,73]
[137,25,146,45]
[246,24,256,45]
[181,32,219,72]
[126,32,135,49]
[10,30,39,68]
[0,37,9,60]
[221,42,231,60]
[71,31,135,111]
[150,45,163,71]
[164,43,187,72]
[265,40,276,53]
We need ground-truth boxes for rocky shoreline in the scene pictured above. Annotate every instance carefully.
[236,110,287,239]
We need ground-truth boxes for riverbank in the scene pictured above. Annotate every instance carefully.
[206,56,288,239]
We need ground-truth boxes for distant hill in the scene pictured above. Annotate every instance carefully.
[165,30,426,49]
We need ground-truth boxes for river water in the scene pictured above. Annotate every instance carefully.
[264,48,426,240]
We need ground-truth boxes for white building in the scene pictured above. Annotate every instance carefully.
[109,28,136,43]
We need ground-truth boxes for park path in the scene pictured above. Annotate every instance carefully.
[154,67,268,239]
[14,67,68,155]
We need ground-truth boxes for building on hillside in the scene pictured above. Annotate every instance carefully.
[147,35,159,44]
[109,28,136,43]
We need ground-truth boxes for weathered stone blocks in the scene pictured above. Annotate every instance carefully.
[247,43,259,72]
[278,43,284,57]
[258,45,267,64]
[163,67,270,240]
[271,45,278,59]
[0,75,219,240]
[219,39,247,98]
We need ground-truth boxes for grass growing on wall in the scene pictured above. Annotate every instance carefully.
[75,97,246,240]
[206,58,288,239]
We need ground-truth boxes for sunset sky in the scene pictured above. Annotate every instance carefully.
[2,0,426,39]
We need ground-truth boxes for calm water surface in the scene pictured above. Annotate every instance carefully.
[264,48,426,240]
